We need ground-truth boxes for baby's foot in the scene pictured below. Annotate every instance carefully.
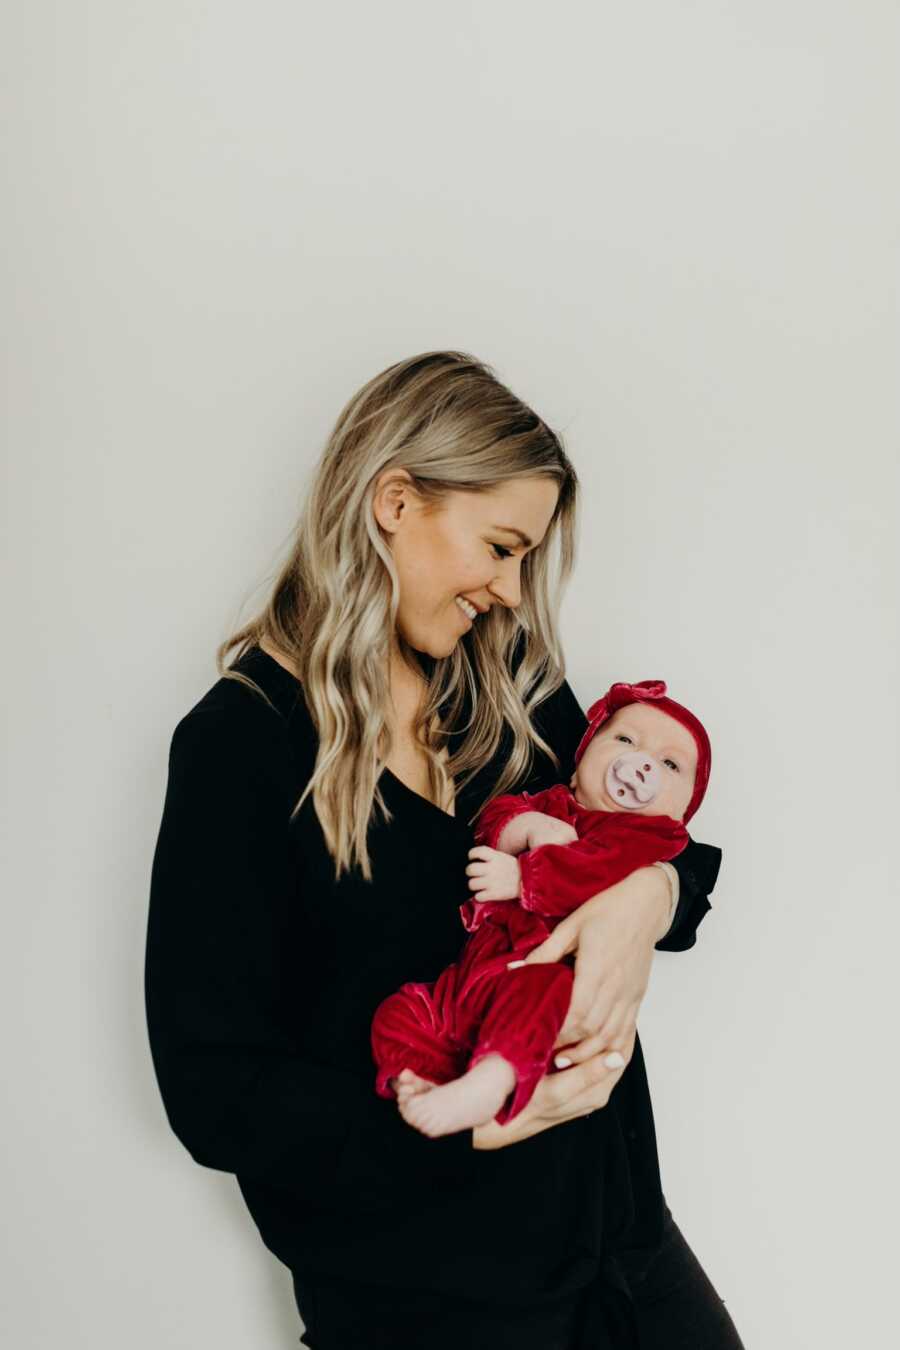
[393,1068,435,1102]
[398,1054,516,1137]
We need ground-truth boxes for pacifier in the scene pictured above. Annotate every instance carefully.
[605,751,662,810]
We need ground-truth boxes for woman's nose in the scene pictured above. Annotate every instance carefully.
[487,571,521,609]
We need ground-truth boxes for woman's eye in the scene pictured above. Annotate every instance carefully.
[615,734,633,744]
[489,544,514,561]
[664,759,680,772]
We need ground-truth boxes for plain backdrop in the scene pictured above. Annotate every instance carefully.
[3,2,897,1347]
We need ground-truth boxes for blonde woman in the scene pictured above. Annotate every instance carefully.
[145,352,743,1349]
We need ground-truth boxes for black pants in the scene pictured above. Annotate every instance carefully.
[290,1203,745,1350]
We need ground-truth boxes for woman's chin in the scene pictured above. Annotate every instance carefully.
[404,634,457,661]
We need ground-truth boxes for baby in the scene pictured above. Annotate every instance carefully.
[370,678,712,1138]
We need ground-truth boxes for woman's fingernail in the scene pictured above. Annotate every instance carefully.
[555,1056,572,1068]
[604,1051,625,1069]
[507,959,526,969]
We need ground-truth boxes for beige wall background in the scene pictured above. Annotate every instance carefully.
[3,2,897,1346]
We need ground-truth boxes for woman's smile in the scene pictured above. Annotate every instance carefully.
[454,595,478,624]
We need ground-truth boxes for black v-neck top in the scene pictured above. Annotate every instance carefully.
[144,645,722,1304]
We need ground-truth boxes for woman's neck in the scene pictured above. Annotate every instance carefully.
[389,644,430,730]
[257,635,301,680]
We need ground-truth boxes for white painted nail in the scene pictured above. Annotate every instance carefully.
[604,1051,625,1069]
[507,959,526,969]
[555,1056,572,1068]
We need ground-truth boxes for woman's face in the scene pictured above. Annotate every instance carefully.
[374,472,560,658]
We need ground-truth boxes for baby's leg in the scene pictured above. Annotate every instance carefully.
[371,976,467,1101]
[398,1053,517,1138]
[399,937,575,1135]
[465,960,574,1125]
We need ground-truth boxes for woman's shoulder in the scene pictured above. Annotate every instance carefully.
[167,645,314,780]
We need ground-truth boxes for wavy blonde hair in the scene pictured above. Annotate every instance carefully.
[218,350,579,881]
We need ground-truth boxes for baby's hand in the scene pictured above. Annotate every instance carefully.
[466,846,522,902]
[524,814,579,850]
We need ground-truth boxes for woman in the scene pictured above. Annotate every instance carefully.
[144,351,744,1348]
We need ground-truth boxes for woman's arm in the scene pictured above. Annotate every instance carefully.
[513,864,674,1043]
[657,838,723,951]
[144,701,483,1207]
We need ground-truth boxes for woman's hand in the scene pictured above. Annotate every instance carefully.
[511,866,671,1063]
[471,1024,636,1149]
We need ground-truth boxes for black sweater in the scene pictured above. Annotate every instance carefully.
[144,645,722,1305]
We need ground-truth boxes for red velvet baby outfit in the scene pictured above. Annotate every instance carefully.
[371,785,691,1122]
[370,678,712,1126]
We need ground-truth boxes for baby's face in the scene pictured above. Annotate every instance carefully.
[568,703,698,822]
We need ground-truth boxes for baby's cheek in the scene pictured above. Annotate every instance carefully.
[667,778,694,820]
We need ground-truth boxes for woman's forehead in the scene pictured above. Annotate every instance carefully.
[449,479,559,538]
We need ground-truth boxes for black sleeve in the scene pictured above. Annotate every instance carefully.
[532,674,722,954]
[655,840,722,952]
[144,700,480,1210]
